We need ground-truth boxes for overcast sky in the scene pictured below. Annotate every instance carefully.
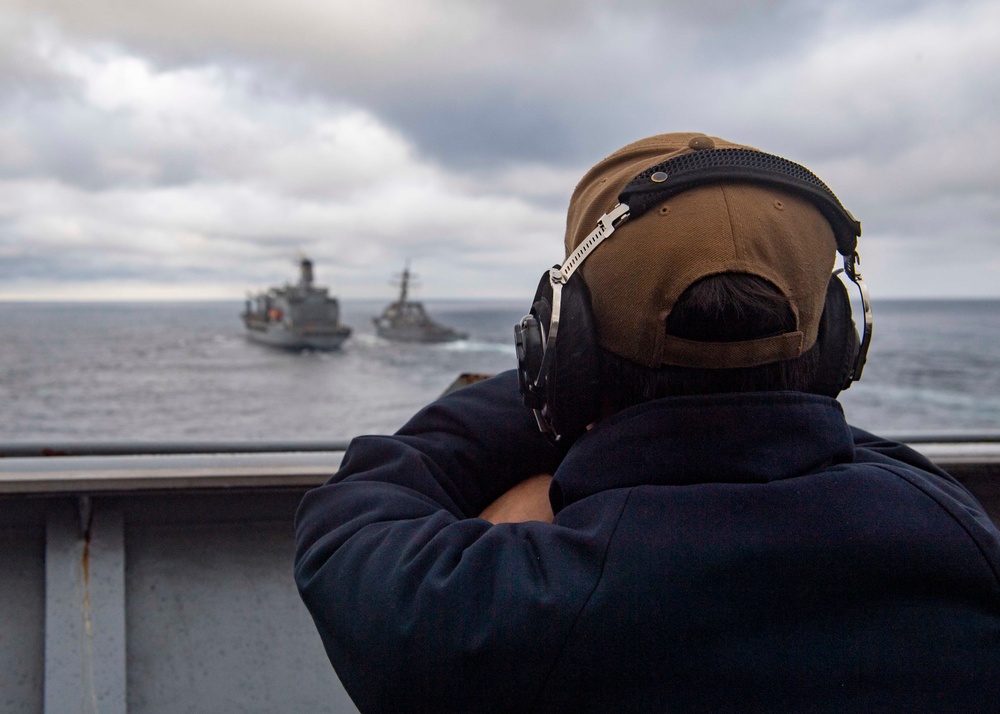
[1,0,998,301]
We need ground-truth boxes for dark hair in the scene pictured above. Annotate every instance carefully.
[598,273,819,412]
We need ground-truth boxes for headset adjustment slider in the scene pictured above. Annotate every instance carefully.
[554,202,631,285]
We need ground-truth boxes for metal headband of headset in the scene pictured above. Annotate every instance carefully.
[535,147,873,402]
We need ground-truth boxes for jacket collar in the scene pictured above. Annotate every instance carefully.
[550,391,854,512]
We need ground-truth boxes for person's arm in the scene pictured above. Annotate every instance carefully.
[294,371,602,713]
[479,473,554,524]
[383,369,563,516]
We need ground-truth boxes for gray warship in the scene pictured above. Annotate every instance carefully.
[373,264,467,343]
[242,257,351,350]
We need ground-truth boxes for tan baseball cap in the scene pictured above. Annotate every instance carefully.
[566,132,841,369]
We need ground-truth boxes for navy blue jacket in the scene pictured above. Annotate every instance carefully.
[295,371,1000,713]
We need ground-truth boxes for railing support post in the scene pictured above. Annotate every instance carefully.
[45,499,126,714]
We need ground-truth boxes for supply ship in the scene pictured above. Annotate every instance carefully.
[373,264,467,342]
[242,257,351,350]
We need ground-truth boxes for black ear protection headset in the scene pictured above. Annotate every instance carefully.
[514,148,873,444]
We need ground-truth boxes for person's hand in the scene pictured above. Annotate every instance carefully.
[478,474,554,524]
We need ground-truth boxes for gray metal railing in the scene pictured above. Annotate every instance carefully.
[1,435,998,714]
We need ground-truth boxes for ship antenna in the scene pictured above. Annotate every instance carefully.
[400,260,410,303]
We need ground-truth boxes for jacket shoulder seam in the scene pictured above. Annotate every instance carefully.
[869,462,1000,595]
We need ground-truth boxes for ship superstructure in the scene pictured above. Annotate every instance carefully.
[373,264,467,343]
[242,258,351,350]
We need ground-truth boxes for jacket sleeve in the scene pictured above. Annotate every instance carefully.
[293,370,601,713]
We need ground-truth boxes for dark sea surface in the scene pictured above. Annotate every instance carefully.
[1,299,998,442]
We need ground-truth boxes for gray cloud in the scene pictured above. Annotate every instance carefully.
[0,0,997,299]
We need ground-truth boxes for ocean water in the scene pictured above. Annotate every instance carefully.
[0,298,998,442]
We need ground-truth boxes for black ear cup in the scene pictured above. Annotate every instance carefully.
[809,274,860,398]
[515,270,601,443]
[514,273,552,410]
[549,275,601,441]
